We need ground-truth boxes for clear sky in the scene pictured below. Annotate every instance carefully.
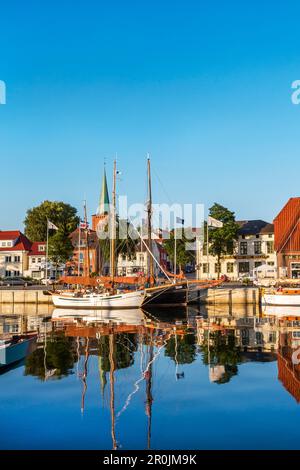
[1,0,300,229]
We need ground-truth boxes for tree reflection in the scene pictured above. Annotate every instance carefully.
[164,330,197,364]
[98,333,138,372]
[200,330,241,384]
[24,332,75,380]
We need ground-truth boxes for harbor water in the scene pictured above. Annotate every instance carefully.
[1,304,300,450]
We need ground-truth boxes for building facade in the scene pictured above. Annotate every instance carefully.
[274,197,300,279]
[197,220,276,280]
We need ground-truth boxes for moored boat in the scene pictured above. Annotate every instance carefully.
[0,333,37,369]
[262,288,300,306]
[52,289,145,309]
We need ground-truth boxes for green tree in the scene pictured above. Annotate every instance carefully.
[97,218,139,275]
[48,229,74,269]
[163,230,195,272]
[208,203,239,278]
[24,200,79,241]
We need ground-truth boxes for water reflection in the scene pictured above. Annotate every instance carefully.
[1,303,300,449]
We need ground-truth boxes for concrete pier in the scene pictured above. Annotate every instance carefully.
[0,289,52,305]
[197,287,260,305]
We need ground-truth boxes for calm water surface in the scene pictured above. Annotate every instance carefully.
[1,304,300,450]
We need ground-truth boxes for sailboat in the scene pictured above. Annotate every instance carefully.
[52,156,218,309]
[52,160,145,309]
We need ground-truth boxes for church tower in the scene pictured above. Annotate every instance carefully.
[92,168,110,231]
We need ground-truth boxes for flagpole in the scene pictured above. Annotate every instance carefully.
[46,219,49,285]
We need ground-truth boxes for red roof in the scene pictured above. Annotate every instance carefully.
[0,230,21,241]
[0,231,33,252]
[29,242,46,256]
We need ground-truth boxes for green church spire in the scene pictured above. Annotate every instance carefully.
[98,167,110,215]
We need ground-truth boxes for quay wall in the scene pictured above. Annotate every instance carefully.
[0,289,52,305]
[0,287,260,306]
[198,287,260,305]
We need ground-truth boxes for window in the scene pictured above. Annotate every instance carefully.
[38,245,45,252]
[254,241,262,255]
[5,270,11,277]
[269,332,277,343]
[203,263,210,273]
[2,242,6,247]
[32,258,36,263]
[240,242,248,255]
[14,270,20,277]
[227,262,234,273]
[14,256,20,263]
[255,234,259,239]
[5,256,12,263]
[255,261,262,268]
[37,258,41,263]
[267,241,274,254]
[267,261,275,266]
[239,262,250,273]
[215,263,221,273]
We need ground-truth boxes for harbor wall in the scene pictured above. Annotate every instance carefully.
[197,287,260,305]
[0,289,52,305]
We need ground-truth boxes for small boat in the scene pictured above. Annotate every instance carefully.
[0,333,37,369]
[262,288,300,306]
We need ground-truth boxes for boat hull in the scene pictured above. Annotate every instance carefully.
[51,290,144,309]
[142,282,188,307]
[262,293,300,306]
[0,335,37,367]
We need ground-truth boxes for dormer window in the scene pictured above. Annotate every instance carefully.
[38,245,45,252]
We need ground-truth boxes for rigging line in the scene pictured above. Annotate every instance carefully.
[152,164,173,205]
[116,333,172,420]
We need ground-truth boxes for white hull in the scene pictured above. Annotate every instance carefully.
[52,308,145,324]
[52,290,144,309]
[262,293,300,306]
[263,305,300,317]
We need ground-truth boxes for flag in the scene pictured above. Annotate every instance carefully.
[47,220,59,230]
[80,220,89,229]
[176,217,184,225]
[207,216,223,228]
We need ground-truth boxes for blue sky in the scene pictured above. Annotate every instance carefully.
[1,0,300,229]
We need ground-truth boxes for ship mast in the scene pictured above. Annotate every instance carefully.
[84,200,90,277]
[147,156,154,285]
[109,333,117,450]
[110,160,117,286]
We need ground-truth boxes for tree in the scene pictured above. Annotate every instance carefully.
[24,200,79,241]
[48,229,74,269]
[163,230,195,272]
[208,203,239,278]
[96,218,140,275]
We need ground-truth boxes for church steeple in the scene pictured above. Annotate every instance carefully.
[98,167,110,215]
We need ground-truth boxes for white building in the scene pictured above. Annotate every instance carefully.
[0,230,58,280]
[0,231,32,278]
[197,220,276,280]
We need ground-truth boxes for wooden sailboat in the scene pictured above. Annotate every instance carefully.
[52,156,220,309]
[52,160,145,309]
